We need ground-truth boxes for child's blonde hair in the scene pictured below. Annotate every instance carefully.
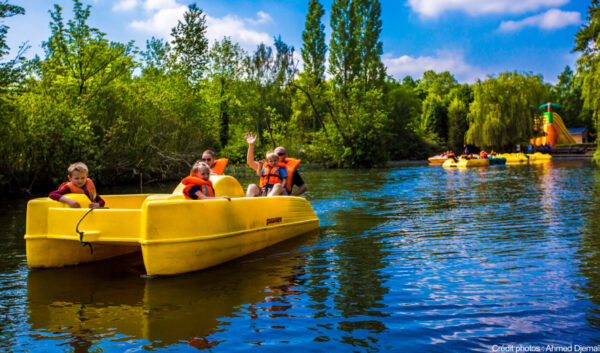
[68,162,89,176]
[266,151,277,161]
[191,161,210,175]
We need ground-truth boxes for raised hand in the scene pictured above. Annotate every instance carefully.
[245,132,256,145]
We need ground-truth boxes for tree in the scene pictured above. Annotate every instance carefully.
[383,79,423,159]
[292,0,329,138]
[551,66,594,133]
[207,37,246,149]
[447,97,469,152]
[329,0,361,92]
[141,36,170,75]
[170,3,209,82]
[465,72,549,150]
[0,1,26,88]
[574,0,600,160]
[302,0,327,88]
[325,0,389,167]
[416,71,458,143]
[420,93,447,141]
[358,0,385,90]
[0,1,24,58]
[40,0,136,98]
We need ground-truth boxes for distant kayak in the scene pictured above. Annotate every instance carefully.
[428,156,449,164]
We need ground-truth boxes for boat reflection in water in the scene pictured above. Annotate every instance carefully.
[27,230,318,350]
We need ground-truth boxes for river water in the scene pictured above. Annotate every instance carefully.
[1,160,600,352]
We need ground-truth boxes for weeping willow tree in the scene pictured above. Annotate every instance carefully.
[465,72,549,151]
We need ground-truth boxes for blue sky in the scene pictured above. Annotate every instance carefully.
[2,0,589,84]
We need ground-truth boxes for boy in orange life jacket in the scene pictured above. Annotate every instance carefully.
[182,162,231,201]
[48,162,105,208]
[257,151,287,196]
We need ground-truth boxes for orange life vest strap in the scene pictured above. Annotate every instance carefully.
[211,158,228,175]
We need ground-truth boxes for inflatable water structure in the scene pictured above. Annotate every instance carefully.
[531,102,576,147]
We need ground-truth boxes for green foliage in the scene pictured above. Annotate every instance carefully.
[415,71,460,144]
[465,72,549,150]
[0,1,27,89]
[447,97,469,152]
[574,0,600,161]
[141,37,170,75]
[0,1,24,58]
[302,0,327,87]
[3,0,600,195]
[383,80,423,159]
[325,0,389,167]
[207,37,246,148]
[40,0,136,98]
[551,66,594,134]
[170,3,209,82]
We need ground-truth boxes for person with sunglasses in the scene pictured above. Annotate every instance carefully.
[201,150,228,175]
[244,132,307,197]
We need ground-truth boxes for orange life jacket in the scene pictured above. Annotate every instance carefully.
[279,158,300,193]
[259,165,285,189]
[182,176,215,199]
[59,178,97,201]
[480,151,488,159]
[211,158,228,175]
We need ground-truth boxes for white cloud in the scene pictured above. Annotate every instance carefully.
[247,11,273,25]
[130,5,188,36]
[383,50,486,83]
[407,0,569,18]
[498,9,581,32]
[143,0,180,11]
[129,1,273,51]
[112,0,138,12]
[206,14,272,50]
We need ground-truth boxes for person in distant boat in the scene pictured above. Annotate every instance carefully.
[255,151,287,196]
[479,150,488,159]
[182,162,231,201]
[446,151,458,162]
[201,150,228,175]
[49,162,105,208]
[244,132,307,197]
[463,144,470,155]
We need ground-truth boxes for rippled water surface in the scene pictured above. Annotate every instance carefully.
[2,160,600,352]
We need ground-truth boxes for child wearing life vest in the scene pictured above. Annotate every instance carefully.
[49,162,105,208]
[182,162,231,201]
[257,151,287,196]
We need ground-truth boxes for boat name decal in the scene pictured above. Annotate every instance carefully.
[266,217,282,225]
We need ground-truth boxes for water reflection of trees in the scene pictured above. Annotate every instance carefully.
[303,168,392,351]
[578,169,600,332]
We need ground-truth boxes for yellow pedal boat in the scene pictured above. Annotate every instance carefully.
[442,158,490,168]
[528,152,552,161]
[24,175,319,276]
[497,153,529,164]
